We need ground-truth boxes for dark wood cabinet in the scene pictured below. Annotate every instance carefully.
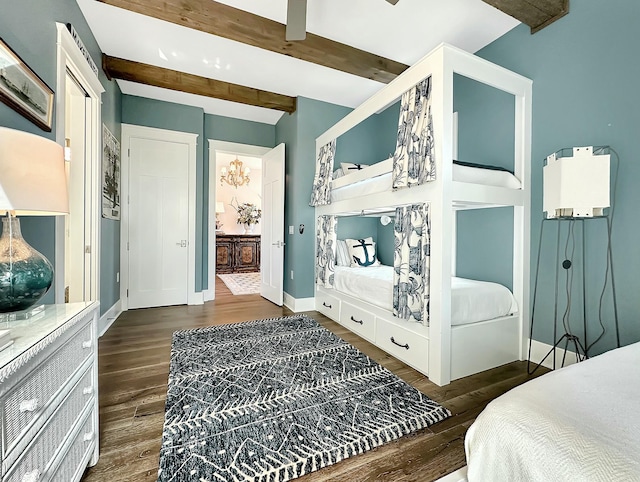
[215,234,261,273]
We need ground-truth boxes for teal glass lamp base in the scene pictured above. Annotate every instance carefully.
[0,216,53,313]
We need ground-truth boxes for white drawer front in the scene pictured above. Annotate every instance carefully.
[376,319,429,373]
[340,302,375,342]
[316,292,340,321]
[50,412,95,482]
[4,367,95,482]
[2,322,93,454]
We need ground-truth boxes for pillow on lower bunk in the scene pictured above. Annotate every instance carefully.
[335,239,350,266]
[340,162,368,175]
[346,237,380,268]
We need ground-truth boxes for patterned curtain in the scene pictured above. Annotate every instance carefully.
[310,140,336,206]
[392,77,436,189]
[393,203,431,324]
[315,215,337,288]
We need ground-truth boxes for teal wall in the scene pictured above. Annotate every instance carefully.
[122,96,276,292]
[0,0,122,314]
[276,97,399,299]
[458,0,640,353]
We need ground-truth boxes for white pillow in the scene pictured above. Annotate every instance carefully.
[332,168,345,180]
[340,162,367,175]
[346,237,380,268]
[336,239,350,266]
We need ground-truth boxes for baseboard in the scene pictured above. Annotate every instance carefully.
[528,339,578,369]
[188,291,204,305]
[99,299,122,337]
[434,466,467,482]
[203,288,215,302]
[283,292,315,313]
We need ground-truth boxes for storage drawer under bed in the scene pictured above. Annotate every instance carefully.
[339,302,375,342]
[316,291,340,321]
[376,319,429,374]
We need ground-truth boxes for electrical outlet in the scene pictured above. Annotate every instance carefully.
[290,270,294,280]
[289,225,294,235]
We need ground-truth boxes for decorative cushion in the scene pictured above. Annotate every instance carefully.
[335,239,350,266]
[340,162,367,175]
[332,168,345,180]
[346,237,380,268]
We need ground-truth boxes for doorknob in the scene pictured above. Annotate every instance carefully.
[271,240,286,247]
[176,240,187,247]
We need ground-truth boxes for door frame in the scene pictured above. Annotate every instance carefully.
[54,23,104,304]
[206,140,270,301]
[120,124,200,311]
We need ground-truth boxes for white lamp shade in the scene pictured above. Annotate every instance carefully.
[0,127,68,215]
[215,201,225,213]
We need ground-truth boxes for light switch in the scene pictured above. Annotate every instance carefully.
[289,226,294,235]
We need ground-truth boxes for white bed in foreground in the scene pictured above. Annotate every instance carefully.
[465,342,640,481]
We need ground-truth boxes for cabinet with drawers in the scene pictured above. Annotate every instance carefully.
[0,302,99,482]
[216,234,261,273]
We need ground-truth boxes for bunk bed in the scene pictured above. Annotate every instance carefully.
[312,43,532,387]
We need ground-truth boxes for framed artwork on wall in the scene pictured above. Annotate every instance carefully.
[0,38,54,131]
[102,124,121,220]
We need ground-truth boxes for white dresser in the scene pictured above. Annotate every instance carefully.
[0,302,99,482]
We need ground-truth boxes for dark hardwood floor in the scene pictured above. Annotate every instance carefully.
[82,279,545,481]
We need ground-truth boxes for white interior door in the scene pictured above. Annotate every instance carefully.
[128,136,190,309]
[260,144,285,305]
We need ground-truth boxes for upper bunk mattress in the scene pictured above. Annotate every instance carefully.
[330,163,521,203]
[465,342,640,481]
[333,266,518,326]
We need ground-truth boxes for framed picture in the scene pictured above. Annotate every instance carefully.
[102,125,121,220]
[0,38,54,131]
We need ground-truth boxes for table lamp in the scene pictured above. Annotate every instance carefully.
[0,126,68,313]
[215,201,225,230]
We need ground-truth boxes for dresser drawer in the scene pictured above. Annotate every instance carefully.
[316,292,340,320]
[376,319,429,373]
[340,302,375,342]
[4,367,95,482]
[50,412,96,482]
[2,322,94,455]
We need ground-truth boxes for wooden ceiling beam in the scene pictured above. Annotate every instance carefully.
[482,0,569,33]
[96,0,408,83]
[102,55,297,113]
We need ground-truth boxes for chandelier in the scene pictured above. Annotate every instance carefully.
[220,157,250,188]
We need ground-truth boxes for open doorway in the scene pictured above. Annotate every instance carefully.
[207,141,285,305]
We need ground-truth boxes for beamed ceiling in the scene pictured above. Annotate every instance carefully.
[78,0,569,124]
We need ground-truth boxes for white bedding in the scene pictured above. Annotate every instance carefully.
[333,266,518,326]
[465,342,640,481]
[330,163,521,202]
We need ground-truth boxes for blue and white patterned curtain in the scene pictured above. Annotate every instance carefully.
[393,203,430,324]
[392,77,436,189]
[316,215,337,288]
[310,140,336,206]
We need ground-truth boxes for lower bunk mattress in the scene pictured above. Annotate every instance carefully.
[465,342,640,481]
[333,265,518,326]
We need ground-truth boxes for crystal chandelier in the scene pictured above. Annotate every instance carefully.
[220,157,250,188]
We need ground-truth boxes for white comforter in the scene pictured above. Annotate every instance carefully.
[333,266,517,326]
[465,342,640,481]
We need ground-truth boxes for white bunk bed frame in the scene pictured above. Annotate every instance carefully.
[314,43,532,387]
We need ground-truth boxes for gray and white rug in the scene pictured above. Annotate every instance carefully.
[157,315,451,482]
[217,272,261,295]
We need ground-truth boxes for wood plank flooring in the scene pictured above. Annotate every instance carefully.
[82,279,546,482]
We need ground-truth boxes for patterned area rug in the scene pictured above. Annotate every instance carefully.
[157,315,451,481]
[217,272,261,295]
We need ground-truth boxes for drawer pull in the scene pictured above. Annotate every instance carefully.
[82,340,93,349]
[83,431,95,442]
[390,337,410,350]
[322,302,332,309]
[350,316,364,325]
[83,386,94,395]
[22,469,40,482]
[19,398,40,413]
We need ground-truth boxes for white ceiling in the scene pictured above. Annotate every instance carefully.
[77,0,518,125]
